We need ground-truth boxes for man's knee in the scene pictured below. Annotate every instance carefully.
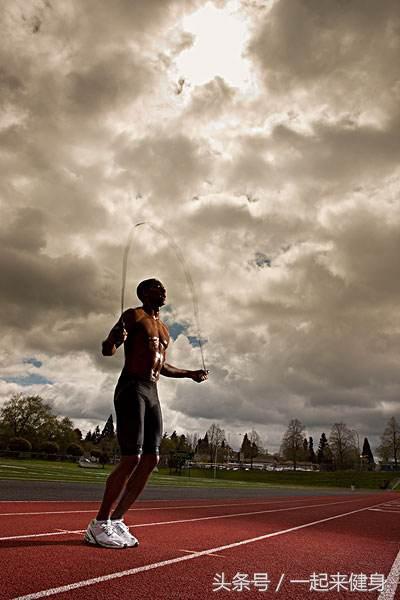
[141,453,159,470]
[117,454,141,474]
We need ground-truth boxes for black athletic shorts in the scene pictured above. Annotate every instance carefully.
[114,372,162,456]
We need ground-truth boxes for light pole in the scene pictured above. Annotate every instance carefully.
[213,444,217,480]
[352,430,361,471]
[236,432,243,465]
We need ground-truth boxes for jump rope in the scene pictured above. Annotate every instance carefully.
[120,222,207,373]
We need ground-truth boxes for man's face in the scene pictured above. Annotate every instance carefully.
[144,281,166,307]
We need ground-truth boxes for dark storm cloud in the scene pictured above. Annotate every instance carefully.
[0,246,103,318]
[248,0,400,113]
[66,51,151,120]
[115,132,212,200]
[226,117,400,197]
[272,120,400,185]
[0,0,203,332]
[0,207,47,253]
[322,205,400,300]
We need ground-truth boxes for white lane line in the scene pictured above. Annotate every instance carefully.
[0,493,381,507]
[0,531,72,541]
[368,509,400,514]
[11,501,387,600]
[0,499,361,542]
[0,493,386,503]
[0,497,332,517]
[179,549,225,558]
[54,529,82,535]
[378,547,400,600]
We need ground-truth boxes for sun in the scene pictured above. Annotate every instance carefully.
[175,1,253,90]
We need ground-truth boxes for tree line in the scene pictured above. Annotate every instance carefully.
[0,394,398,470]
[0,394,117,459]
[280,418,398,471]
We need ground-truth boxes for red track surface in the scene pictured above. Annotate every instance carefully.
[0,493,399,599]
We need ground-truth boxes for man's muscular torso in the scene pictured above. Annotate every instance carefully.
[103,279,207,384]
[113,308,170,382]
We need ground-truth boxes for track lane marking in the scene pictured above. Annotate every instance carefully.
[0,498,366,541]
[368,509,400,514]
[178,549,225,558]
[0,496,339,517]
[11,500,388,600]
[0,493,390,503]
[378,547,400,600]
[54,529,82,535]
[0,530,72,541]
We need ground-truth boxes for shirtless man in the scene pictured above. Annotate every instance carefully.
[85,278,208,548]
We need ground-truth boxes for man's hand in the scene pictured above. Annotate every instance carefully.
[113,325,128,346]
[102,325,127,356]
[191,369,209,383]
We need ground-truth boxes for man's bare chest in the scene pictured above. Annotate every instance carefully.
[135,316,170,350]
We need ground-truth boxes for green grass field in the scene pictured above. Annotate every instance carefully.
[0,458,399,489]
[186,466,400,490]
[0,458,275,488]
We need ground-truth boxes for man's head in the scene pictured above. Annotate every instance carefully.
[136,278,166,307]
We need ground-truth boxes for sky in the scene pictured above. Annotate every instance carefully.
[1,0,399,453]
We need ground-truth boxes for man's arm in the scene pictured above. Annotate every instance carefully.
[101,310,134,356]
[102,322,126,356]
[161,363,208,382]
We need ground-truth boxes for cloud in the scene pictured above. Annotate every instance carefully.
[115,131,212,201]
[186,76,237,119]
[248,0,400,117]
[0,0,398,455]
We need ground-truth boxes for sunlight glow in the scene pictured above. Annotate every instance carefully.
[175,1,252,90]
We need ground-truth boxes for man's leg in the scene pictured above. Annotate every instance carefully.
[111,453,159,520]
[96,455,140,521]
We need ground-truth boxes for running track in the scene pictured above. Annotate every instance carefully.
[0,492,399,599]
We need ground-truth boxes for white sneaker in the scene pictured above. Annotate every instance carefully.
[84,519,127,549]
[112,519,139,547]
